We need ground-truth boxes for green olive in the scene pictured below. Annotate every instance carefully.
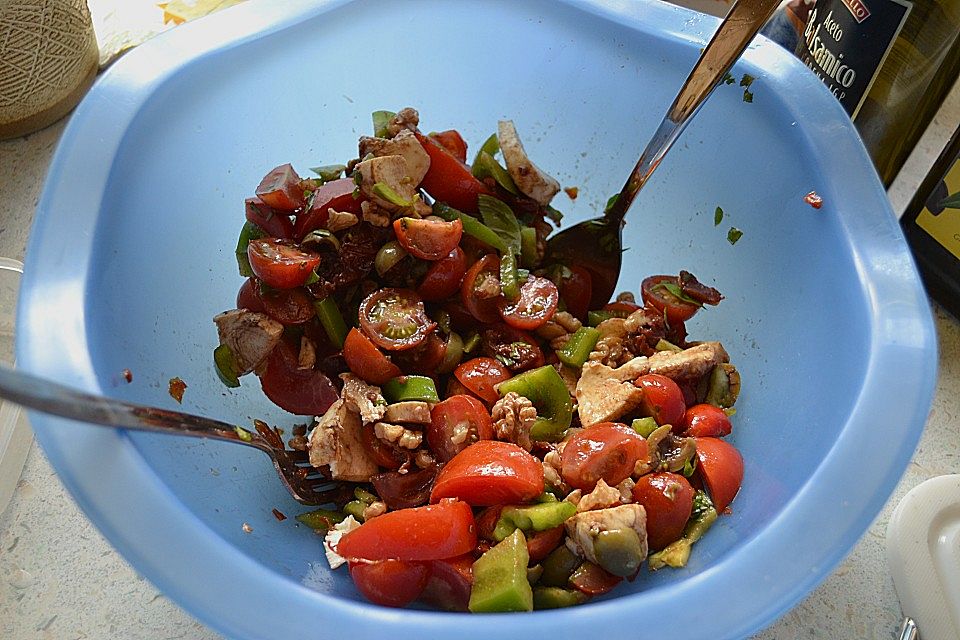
[540,544,580,587]
[593,528,644,578]
[374,240,408,277]
[533,586,588,609]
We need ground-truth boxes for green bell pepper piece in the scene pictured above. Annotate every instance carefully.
[433,203,508,253]
[313,297,348,349]
[469,529,533,612]
[382,375,440,403]
[497,365,573,441]
[472,151,520,195]
[213,344,241,388]
[309,164,346,183]
[295,508,346,532]
[631,417,659,438]
[493,500,577,541]
[235,221,265,277]
[533,587,589,609]
[500,252,520,301]
[556,327,600,368]
[520,226,539,269]
[372,110,396,138]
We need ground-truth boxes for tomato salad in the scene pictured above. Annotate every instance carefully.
[213,108,744,612]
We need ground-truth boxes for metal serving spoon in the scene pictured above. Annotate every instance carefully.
[547,0,782,307]
[0,364,347,505]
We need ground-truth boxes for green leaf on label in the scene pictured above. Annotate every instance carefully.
[477,194,522,255]
[722,72,735,85]
[739,73,755,88]
[938,191,960,210]
[727,227,743,245]
[714,206,723,226]
[742,89,754,103]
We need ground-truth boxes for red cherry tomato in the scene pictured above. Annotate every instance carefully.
[358,288,437,351]
[453,357,511,404]
[428,395,495,462]
[680,404,732,438]
[431,440,544,506]
[393,217,463,261]
[293,178,363,240]
[419,554,474,612]
[474,505,504,541]
[245,197,293,239]
[631,472,695,550]
[418,247,468,301]
[258,338,337,415]
[247,239,321,290]
[348,559,429,608]
[257,286,315,325]
[635,374,686,428]
[695,437,744,513]
[641,275,702,325]
[498,276,559,331]
[371,466,439,510]
[526,526,565,563]
[343,328,402,385]
[557,265,593,321]
[337,501,477,562]
[569,562,622,596]
[415,131,491,212]
[236,278,265,313]
[429,129,468,163]
[392,332,447,375]
[461,254,502,324]
[360,423,409,471]
[255,163,304,212]
[560,422,647,492]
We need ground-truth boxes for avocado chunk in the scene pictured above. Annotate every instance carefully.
[533,586,589,609]
[469,529,533,612]
[497,365,573,441]
[493,501,577,541]
[648,490,718,570]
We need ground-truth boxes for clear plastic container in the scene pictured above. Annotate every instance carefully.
[0,258,31,515]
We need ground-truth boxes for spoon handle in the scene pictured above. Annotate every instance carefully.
[605,0,782,223]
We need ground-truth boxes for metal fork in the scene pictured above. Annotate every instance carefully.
[0,363,350,505]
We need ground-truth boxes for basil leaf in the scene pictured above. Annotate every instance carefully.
[545,205,564,225]
[727,227,744,244]
[655,282,703,307]
[473,151,521,195]
[477,194,522,256]
[714,206,723,226]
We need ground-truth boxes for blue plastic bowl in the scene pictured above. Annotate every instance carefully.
[18,1,937,638]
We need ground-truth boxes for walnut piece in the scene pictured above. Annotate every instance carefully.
[362,501,387,521]
[374,422,423,450]
[326,210,358,232]
[491,392,537,451]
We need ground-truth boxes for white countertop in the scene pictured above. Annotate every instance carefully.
[1,9,960,639]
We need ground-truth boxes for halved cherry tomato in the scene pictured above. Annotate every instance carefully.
[348,559,429,608]
[247,239,321,290]
[258,337,337,415]
[498,276,559,331]
[641,275,701,325]
[695,437,744,513]
[557,265,593,321]
[393,332,448,374]
[560,422,647,492]
[293,178,363,240]
[420,554,473,612]
[358,288,437,351]
[474,505,504,541]
[635,374,686,428]
[360,423,409,471]
[337,501,477,562]
[415,131,490,212]
[481,324,544,372]
[461,254,502,324]
[255,163,304,211]
[631,472,695,551]
[394,217,463,261]
[371,465,438,509]
[453,357,511,404]
[680,404,732,438]
[236,278,265,313]
[527,525,565,563]
[257,286,315,325]
[428,394,495,462]
[569,562,622,596]
[431,440,544,506]
[429,129,468,163]
[343,327,402,385]
[418,247,468,301]
[245,197,293,239]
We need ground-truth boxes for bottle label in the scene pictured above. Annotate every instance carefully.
[917,155,960,262]
[794,0,912,117]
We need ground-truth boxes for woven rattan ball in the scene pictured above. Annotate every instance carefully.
[0,0,98,139]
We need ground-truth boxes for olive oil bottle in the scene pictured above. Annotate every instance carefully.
[764,0,960,186]
[901,125,960,319]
